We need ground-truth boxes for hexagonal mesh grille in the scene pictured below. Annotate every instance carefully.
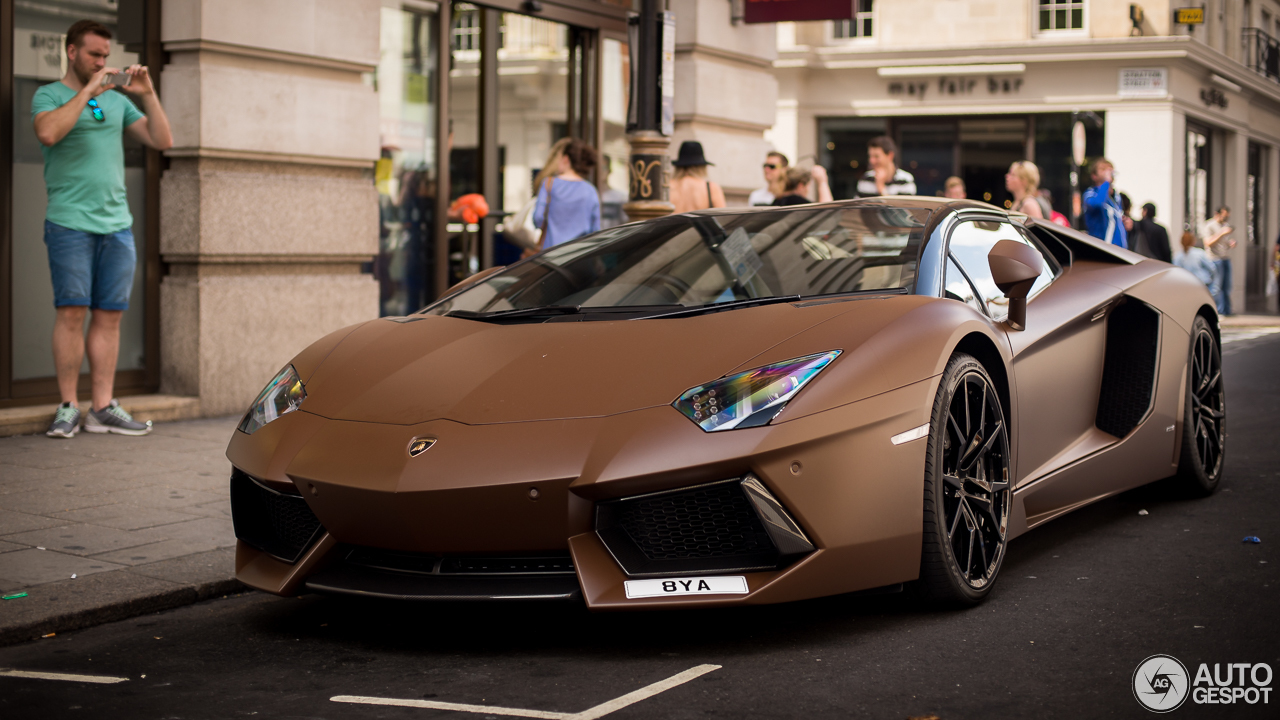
[616,482,775,560]
[230,469,323,563]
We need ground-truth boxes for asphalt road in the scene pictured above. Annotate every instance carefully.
[2,332,1277,720]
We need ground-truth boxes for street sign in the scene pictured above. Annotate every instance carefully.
[1173,8,1204,25]
[1119,68,1168,97]
[743,0,853,24]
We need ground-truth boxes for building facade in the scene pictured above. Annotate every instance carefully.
[770,0,1280,314]
[1,0,776,416]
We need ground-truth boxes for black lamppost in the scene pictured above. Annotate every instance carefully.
[623,0,674,221]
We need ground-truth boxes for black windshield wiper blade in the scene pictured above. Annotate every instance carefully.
[446,305,581,320]
[647,295,802,319]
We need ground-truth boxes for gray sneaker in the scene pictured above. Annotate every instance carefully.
[84,399,152,436]
[46,402,81,438]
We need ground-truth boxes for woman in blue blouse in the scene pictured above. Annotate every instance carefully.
[533,138,600,250]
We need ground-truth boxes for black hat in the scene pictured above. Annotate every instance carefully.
[671,140,713,167]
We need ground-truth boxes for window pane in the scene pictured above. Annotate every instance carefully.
[1071,8,1083,28]
[1055,9,1067,28]
[1040,10,1051,30]
[948,221,1052,319]
[945,257,984,313]
[863,18,873,37]
[12,0,146,380]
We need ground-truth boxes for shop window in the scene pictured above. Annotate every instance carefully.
[452,4,480,52]
[1037,0,1085,33]
[833,1,874,40]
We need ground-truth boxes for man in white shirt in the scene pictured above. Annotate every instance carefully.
[856,136,917,197]
[749,151,788,206]
[1202,206,1235,315]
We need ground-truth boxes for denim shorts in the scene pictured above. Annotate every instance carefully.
[44,221,136,311]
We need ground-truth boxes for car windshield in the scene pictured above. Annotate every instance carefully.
[425,205,932,317]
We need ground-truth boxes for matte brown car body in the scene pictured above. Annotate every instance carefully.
[226,198,1219,609]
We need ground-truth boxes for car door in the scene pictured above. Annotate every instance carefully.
[947,218,1121,494]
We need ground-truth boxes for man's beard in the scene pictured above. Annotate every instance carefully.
[71,54,96,86]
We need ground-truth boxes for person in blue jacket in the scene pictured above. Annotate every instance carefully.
[1082,157,1128,249]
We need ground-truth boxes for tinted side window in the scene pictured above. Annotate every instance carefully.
[948,220,1054,320]
[944,256,984,314]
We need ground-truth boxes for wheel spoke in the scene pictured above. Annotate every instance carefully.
[943,473,965,489]
[948,498,964,539]
[1197,369,1221,398]
[962,420,1004,473]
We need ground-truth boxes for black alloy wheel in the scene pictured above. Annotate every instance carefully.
[918,353,1011,605]
[1175,316,1225,496]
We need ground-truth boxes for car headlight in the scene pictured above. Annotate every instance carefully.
[238,365,307,434]
[673,350,841,432]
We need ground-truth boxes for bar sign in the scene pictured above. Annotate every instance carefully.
[1174,8,1205,24]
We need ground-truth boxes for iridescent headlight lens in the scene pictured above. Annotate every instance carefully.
[673,351,841,432]
[238,365,307,434]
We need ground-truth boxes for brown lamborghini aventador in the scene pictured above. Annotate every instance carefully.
[226,198,1225,608]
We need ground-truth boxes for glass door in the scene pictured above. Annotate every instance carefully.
[7,0,150,403]
[374,3,440,317]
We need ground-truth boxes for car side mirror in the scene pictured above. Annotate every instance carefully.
[987,240,1044,331]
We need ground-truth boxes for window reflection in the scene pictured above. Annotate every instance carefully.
[375,6,439,316]
[947,220,1053,320]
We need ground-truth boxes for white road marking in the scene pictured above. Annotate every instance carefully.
[331,664,721,719]
[0,669,129,684]
[1221,327,1280,344]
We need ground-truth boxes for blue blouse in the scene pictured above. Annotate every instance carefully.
[533,178,601,249]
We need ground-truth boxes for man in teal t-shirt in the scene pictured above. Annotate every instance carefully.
[32,19,172,439]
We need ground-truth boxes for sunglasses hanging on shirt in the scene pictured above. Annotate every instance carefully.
[87,98,104,122]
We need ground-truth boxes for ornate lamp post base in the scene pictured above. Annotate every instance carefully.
[623,130,674,221]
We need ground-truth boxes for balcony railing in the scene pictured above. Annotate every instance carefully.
[1243,27,1280,83]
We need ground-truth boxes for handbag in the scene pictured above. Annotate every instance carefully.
[505,178,553,251]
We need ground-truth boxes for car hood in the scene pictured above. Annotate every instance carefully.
[298,300,899,425]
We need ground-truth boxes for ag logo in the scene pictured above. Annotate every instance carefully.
[1134,654,1190,712]
[407,437,437,457]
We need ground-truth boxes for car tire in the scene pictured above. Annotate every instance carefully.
[1174,316,1226,496]
[917,353,1011,606]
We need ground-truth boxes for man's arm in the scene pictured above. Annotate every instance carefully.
[120,65,173,150]
[33,66,114,146]
[1082,182,1110,209]
[810,165,833,203]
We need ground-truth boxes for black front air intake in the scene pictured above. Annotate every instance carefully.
[1096,299,1160,438]
[230,468,324,564]
[595,476,814,577]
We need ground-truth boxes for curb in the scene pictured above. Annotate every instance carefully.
[0,576,247,649]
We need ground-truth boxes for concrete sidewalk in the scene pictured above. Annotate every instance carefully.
[0,416,243,647]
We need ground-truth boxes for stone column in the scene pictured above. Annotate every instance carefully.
[670,0,777,206]
[158,0,381,416]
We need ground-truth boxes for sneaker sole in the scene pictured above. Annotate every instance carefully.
[46,427,80,438]
[83,423,152,436]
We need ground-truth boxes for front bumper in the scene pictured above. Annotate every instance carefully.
[227,376,937,609]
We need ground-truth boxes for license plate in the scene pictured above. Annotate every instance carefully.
[624,576,749,599]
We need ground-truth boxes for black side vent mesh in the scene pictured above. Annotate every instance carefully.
[230,469,324,564]
[1096,299,1160,438]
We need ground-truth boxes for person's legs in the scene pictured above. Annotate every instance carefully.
[1211,259,1228,314]
[44,221,95,407]
[87,227,136,409]
[52,306,88,404]
[1218,257,1228,313]
[87,309,122,411]
[82,227,150,436]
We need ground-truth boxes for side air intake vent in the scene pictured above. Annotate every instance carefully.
[1096,299,1160,438]
[595,475,814,577]
[230,468,324,564]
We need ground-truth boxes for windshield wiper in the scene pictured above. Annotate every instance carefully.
[446,305,582,320]
[647,295,803,319]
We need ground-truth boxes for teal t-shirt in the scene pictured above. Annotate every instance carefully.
[31,82,145,234]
